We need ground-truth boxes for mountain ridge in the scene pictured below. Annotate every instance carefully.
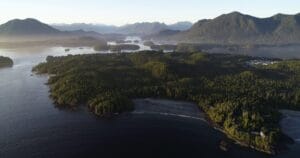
[0,18,126,47]
[155,12,300,44]
[0,18,110,41]
[52,21,193,35]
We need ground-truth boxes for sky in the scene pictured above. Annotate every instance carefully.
[0,0,299,26]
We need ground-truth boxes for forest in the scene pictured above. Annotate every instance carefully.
[33,51,300,154]
[94,43,140,52]
[0,56,13,68]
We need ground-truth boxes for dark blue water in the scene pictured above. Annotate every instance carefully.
[0,47,295,158]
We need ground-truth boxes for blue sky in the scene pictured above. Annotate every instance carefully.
[0,0,299,25]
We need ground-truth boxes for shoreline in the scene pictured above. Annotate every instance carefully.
[132,98,299,155]
[132,98,274,154]
[133,98,206,120]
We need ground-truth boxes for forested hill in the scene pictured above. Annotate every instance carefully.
[33,51,300,154]
[0,18,105,39]
[156,12,300,44]
[0,18,61,36]
[0,56,13,68]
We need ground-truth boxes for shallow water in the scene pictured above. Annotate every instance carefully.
[0,47,295,158]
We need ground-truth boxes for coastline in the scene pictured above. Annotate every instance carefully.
[132,98,207,122]
[131,98,274,154]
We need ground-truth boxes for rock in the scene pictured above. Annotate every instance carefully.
[219,140,231,152]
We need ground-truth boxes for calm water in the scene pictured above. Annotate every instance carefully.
[0,47,296,158]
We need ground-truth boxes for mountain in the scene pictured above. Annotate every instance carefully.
[168,21,193,31]
[143,29,181,40]
[52,23,118,34]
[159,12,300,44]
[0,18,125,47]
[116,22,168,35]
[0,18,119,42]
[53,22,169,35]
[0,18,108,38]
[52,21,193,35]
[117,22,192,35]
[0,18,61,36]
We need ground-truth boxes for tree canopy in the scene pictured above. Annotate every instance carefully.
[33,51,300,154]
[0,56,13,68]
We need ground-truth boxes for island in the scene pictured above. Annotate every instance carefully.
[150,44,177,51]
[0,56,13,68]
[93,42,109,51]
[33,51,300,154]
[109,44,140,51]
[114,40,133,44]
[94,43,140,52]
[143,41,155,47]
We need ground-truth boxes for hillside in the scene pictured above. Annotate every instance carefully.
[0,56,13,68]
[168,21,193,31]
[0,18,61,36]
[52,23,118,34]
[114,22,168,35]
[0,18,126,47]
[0,18,107,39]
[155,12,300,44]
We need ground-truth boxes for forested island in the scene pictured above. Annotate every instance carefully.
[94,43,140,52]
[0,56,13,68]
[150,44,177,51]
[33,51,300,154]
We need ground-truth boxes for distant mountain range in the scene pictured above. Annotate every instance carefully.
[0,18,126,48]
[52,22,193,35]
[2,12,300,45]
[0,18,128,44]
[0,18,191,41]
[52,23,118,34]
[155,12,300,44]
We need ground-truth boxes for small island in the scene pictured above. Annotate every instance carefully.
[94,42,109,51]
[109,44,140,51]
[150,44,177,51]
[0,56,13,68]
[114,40,133,44]
[143,41,155,47]
[33,51,300,154]
[94,42,140,52]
